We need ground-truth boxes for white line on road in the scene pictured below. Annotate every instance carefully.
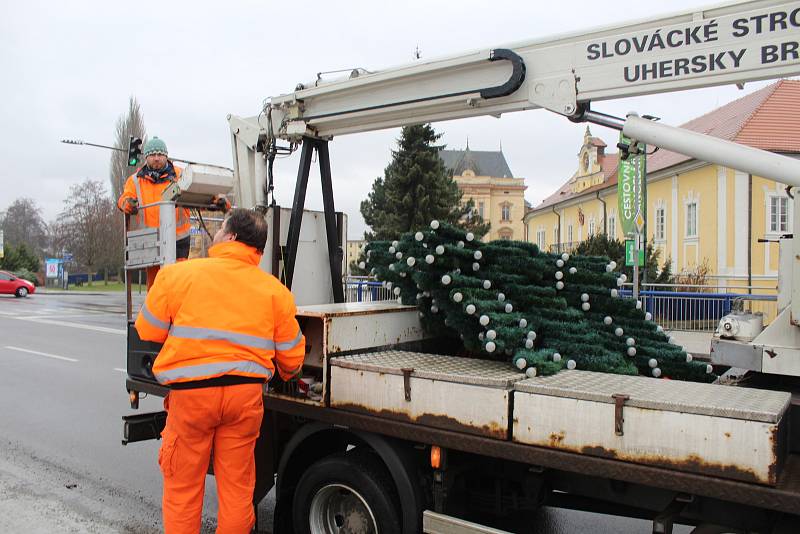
[9,316,125,335]
[4,346,79,362]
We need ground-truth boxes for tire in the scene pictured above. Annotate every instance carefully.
[292,450,401,534]
[15,286,28,298]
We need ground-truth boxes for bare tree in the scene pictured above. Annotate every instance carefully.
[1,197,48,255]
[110,96,146,199]
[55,179,121,285]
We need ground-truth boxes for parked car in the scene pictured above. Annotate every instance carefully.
[0,270,36,297]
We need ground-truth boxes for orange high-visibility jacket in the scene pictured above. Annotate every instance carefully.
[135,241,305,385]
[118,163,191,239]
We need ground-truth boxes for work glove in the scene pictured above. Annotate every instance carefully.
[122,198,139,215]
[212,194,231,213]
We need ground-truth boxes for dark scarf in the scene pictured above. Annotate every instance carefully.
[138,160,177,184]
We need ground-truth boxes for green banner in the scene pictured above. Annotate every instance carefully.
[617,133,647,237]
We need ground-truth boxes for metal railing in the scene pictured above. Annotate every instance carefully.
[620,283,778,332]
[344,276,394,302]
[549,242,581,254]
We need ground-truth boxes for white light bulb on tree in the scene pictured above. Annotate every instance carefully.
[397,297,403,304]
[555,271,563,280]
[668,336,676,344]
[611,288,619,297]
[430,220,440,229]
[431,305,439,313]
[479,315,490,326]
[472,262,480,271]
[515,357,527,370]
[505,303,513,313]
[561,253,570,262]
[525,339,534,349]
[525,367,537,378]
[416,293,422,300]
[457,241,464,248]
[652,367,662,378]
[556,259,564,268]
[580,293,589,302]
[392,240,399,247]
[686,353,693,363]
[393,287,401,296]
[581,302,590,311]
[453,292,463,303]
[567,359,577,370]
[426,255,434,264]
[389,264,395,272]
[414,232,423,241]
[497,293,506,302]
[603,316,613,325]
[609,261,617,270]
[423,291,430,297]
[627,347,637,357]
[389,246,396,254]
[485,341,496,353]
[478,332,484,341]
[483,280,491,289]
[466,232,475,242]
[615,327,624,337]
[569,267,577,274]
[359,262,366,269]
[473,250,483,260]
[616,278,624,287]
[620,273,627,282]
[626,337,635,347]
[441,274,451,285]
[527,331,537,340]
[645,312,653,321]
[552,352,562,362]
[519,318,527,328]
[386,282,393,290]
[466,304,476,315]
[556,281,564,290]
[605,263,614,272]
[435,245,445,255]
[656,325,664,333]
[406,257,416,267]
[648,358,658,368]
[636,300,642,309]
[706,364,714,374]
[486,329,497,340]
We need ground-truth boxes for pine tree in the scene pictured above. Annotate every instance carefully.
[360,124,489,241]
[362,222,715,383]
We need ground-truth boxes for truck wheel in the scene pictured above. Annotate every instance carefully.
[292,450,401,534]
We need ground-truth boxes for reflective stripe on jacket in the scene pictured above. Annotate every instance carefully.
[135,241,305,385]
[117,163,191,239]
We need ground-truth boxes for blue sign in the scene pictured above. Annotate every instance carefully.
[63,253,73,261]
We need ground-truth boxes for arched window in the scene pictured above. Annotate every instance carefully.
[501,202,512,222]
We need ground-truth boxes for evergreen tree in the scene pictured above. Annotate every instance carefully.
[362,222,714,382]
[0,243,40,272]
[573,233,672,285]
[360,124,489,241]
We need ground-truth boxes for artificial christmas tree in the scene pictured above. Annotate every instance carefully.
[362,221,715,382]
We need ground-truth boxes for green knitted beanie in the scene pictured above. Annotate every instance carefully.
[143,137,168,157]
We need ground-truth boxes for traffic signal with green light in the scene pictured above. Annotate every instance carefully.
[127,136,143,166]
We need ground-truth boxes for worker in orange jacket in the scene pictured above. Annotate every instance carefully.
[118,137,192,288]
[135,208,305,534]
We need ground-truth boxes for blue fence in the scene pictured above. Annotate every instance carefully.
[345,278,393,302]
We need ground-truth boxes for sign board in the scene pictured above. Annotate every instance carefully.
[625,240,645,267]
[45,259,60,279]
[63,252,73,261]
[617,133,647,236]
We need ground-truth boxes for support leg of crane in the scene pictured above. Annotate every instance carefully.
[317,141,345,303]
[284,139,314,289]
[652,494,692,534]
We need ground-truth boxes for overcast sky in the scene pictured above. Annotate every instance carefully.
[0,0,783,238]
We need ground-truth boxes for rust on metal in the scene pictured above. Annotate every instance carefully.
[401,368,414,401]
[612,393,630,436]
[549,431,565,446]
[333,402,507,440]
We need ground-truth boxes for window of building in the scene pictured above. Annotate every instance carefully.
[554,227,559,245]
[567,224,574,243]
[499,228,513,240]
[769,195,789,233]
[588,218,596,236]
[478,201,485,219]
[686,202,697,238]
[655,206,666,241]
[536,229,546,249]
[501,203,512,222]
[608,212,616,240]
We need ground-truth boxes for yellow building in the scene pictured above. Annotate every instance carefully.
[441,145,527,241]
[346,239,366,274]
[524,80,800,291]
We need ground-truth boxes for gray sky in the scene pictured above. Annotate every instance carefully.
[0,0,781,238]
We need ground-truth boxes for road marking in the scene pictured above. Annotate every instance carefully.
[8,316,125,335]
[113,368,127,373]
[4,346,78,362]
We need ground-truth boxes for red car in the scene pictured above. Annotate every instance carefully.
[0,270,36,297]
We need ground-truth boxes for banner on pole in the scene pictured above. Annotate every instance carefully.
[617,133,647,236]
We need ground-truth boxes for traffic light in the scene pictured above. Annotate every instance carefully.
[127,136,143,167]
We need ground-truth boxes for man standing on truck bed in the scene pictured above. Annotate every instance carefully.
[134,208,305,534]
[117,136,192,289]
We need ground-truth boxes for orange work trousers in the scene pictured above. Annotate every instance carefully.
[159,383,264,534]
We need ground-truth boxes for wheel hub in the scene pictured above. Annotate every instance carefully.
[309,483,378,534]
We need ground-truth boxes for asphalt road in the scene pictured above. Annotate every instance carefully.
[0,291,688,533]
